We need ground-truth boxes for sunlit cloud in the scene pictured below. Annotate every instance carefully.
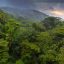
[46,9,64,19]
[50,10,64,16]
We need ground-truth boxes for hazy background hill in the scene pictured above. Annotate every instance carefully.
[0,7,48,22]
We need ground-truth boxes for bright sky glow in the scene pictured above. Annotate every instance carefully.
[50,10,64,16]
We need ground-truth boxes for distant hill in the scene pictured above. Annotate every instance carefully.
[0,7,48,22]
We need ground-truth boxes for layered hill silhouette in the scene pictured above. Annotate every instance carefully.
[0,7,48,21]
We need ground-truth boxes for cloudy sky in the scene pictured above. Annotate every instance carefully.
[0,0,64,18]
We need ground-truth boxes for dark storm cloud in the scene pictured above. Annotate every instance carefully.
[8,0,33,5]
[4,0,64,9]
[7,0,64,4]
[0,0,64,7]
[8,0,64,2]
[7,0,35,8]
[35,0,64,2]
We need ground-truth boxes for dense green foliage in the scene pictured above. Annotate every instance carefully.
[0,10,64,64]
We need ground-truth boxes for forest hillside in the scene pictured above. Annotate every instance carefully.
[0,9,64,64]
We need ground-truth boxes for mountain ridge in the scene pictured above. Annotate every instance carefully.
[0,7,48,21]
